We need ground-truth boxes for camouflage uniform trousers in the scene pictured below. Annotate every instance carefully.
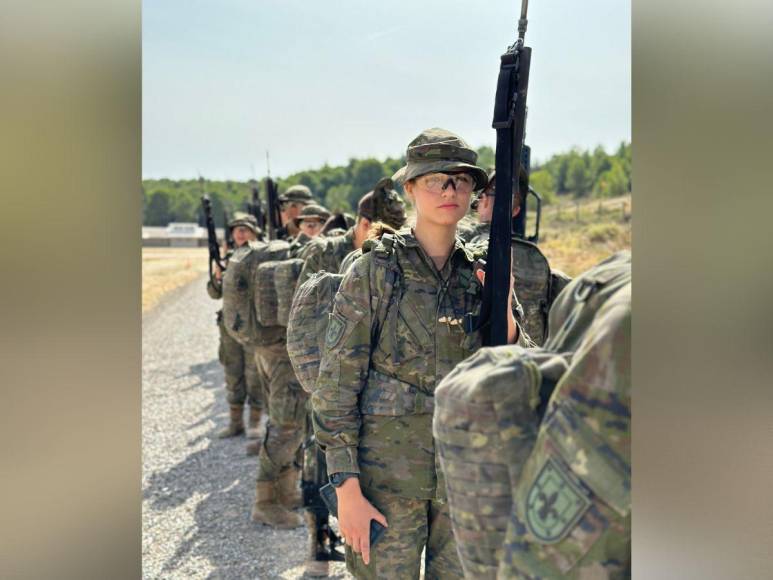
[345,489,464,580]
[253,340,308,481]
[218,314,265,409]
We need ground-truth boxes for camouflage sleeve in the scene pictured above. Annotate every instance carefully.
[206,279,222,300]
[500,295,631,578]
[338,248,362,275]
[296,241,326,289]
[549,269,572,308]
[311,253,374,476]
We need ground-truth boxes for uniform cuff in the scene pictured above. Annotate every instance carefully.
[325,446,360,476]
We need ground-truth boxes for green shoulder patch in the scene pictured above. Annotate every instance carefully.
[525,456,591,544]
[325,312,346,348]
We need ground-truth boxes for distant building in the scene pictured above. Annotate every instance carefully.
[142,222,226,247]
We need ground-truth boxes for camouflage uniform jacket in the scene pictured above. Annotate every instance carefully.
[206,248,234,300]
[296,228,356,287]
[312,229,528,501]
[502,255,631,578]
[467,221,491,247]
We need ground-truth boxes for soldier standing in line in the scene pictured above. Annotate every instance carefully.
[434,252,631,579]
[206,212,267,441]
[311,128,530,579]
[248,190,316,528]
[244,203,330,458]
[294,204,332,239]
[296,178,407,288]
[294,182,407,578]
[276,184,314,240]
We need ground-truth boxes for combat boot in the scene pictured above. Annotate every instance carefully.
[303,511,329,578]
[250,480,303,529]
[246,406,263,439]
[245,439,260,457]
[217,404,245,438]
[277,467,302,510]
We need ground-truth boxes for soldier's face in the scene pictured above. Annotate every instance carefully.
[407,172,473,227]
[280,202,304,225]
[232,226,256,246]
[477,192,495,223]
[299,219,324,238]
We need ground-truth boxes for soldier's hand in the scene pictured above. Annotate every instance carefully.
[336,477,388,565]
[476,270,519,343]
[214,263,223,282]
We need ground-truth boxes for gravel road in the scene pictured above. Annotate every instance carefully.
[142,274,351,579]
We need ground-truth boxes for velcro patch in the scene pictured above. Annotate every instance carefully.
[325,312,346,349]
[525,456,591,544]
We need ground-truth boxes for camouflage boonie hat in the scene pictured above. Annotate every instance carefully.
[278,184,314,204]
[293,204,331,227]
[227,211,258,235]
[358,177,408,229]
[393,128,488,190]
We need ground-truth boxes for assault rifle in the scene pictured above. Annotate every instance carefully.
[265,176,282,240]
[247,179,266,239]
[201,195,227,286]
[514,144,542,244]
[481,0,532,346]
[223,209,235,250]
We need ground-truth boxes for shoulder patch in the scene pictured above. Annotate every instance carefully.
[325,312,346,349]
[525,456,591,544]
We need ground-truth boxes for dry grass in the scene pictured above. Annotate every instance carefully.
[142,247,209,312]
[534,194,631,277]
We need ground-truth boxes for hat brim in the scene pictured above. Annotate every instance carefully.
[229,221,258,235]
[293,215,328,227]
[393,160,488,191]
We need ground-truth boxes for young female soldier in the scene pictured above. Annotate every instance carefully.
[312,128,526,579]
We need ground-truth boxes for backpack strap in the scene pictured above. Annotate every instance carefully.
[368,233,402,348]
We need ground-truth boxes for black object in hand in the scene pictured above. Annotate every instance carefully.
[319,483,387,547]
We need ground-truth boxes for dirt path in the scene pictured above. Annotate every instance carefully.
[142,273,350,579]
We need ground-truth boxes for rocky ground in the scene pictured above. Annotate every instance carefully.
[142,274,350,579]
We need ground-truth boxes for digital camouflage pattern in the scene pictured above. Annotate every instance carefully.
[278,184,314,204]
[274,258,305,327]
[295,228,356,289]
[218,313,265,408]
[344,488,463,579]
[392,128,488,190]
[228,210,259,235]
[253,340,309,482]
[287,271,344,394]
[313,229,530,497]
[433,251,631,579]
[207,271,266,413]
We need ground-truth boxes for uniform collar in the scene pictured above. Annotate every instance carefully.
[398,228,475,266]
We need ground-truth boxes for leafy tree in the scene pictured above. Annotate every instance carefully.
[145,190,173,226]
[566,156,591,197]
[529,169,557,204]
[325,184,353,213]
[476,146,495,172]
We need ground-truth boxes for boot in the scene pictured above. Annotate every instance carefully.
[303,511,330,578]
[278,468,302,510]
[246,407,263,439]
[251,480,303,529]
[245,439,260,457]
[217,405,244,438]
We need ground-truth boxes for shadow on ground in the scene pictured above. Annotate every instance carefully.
[145,359,350,579]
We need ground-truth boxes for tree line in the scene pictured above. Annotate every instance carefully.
[142,142,630,227]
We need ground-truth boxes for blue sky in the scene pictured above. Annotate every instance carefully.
[143,0,630,180]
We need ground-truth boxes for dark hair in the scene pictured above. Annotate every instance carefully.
[321,213,350,235]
